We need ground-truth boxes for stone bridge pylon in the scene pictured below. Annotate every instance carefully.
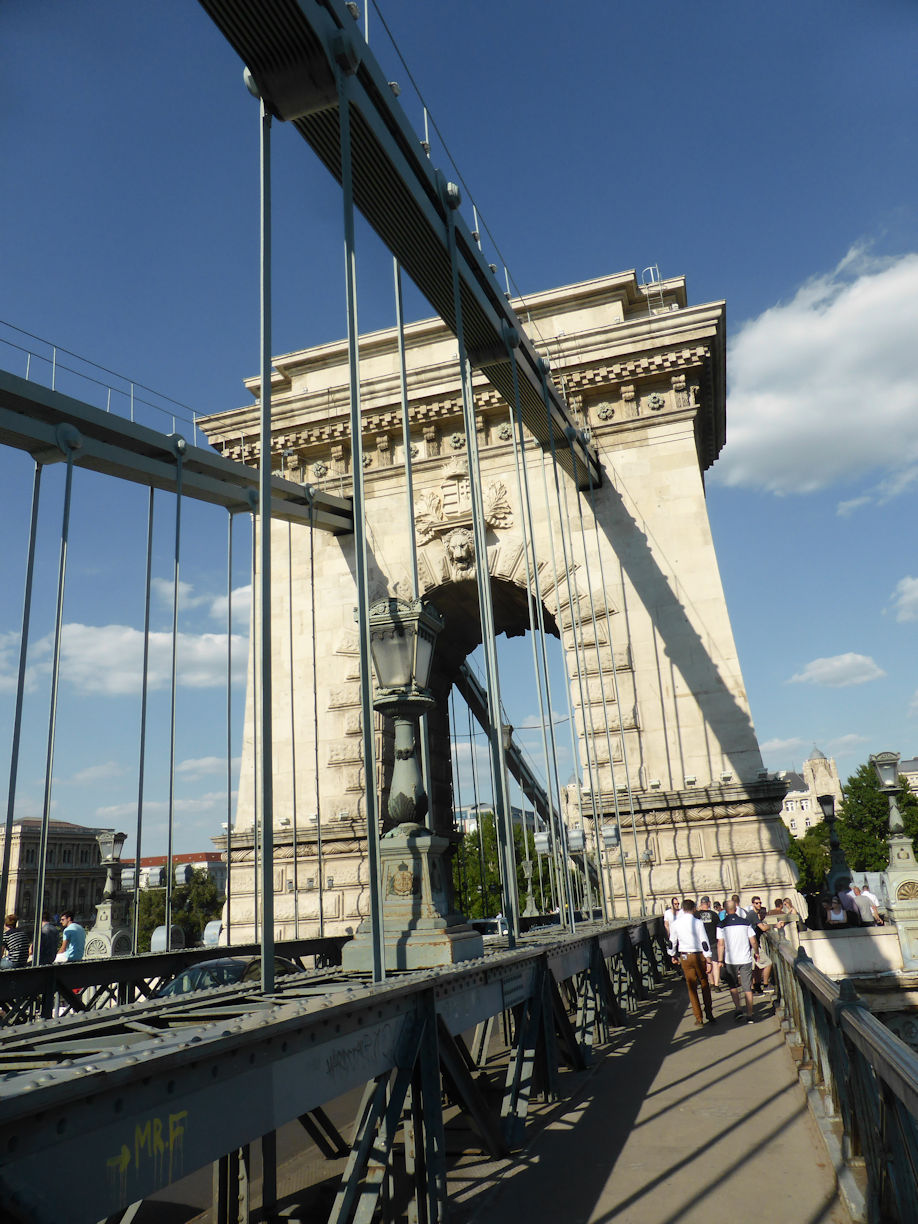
[201,269,797,938]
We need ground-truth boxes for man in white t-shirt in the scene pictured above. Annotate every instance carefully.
[717,899,758,1023]
[669,899,716,1026]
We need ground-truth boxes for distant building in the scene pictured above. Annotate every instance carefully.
[121,852,227,895]
[0,819,111,922]
[777,747,843,835]
[900,756,918,794]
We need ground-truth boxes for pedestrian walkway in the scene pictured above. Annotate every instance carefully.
[450,979,850,1224]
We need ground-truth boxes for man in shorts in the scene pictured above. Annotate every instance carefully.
[717,898,758,1023]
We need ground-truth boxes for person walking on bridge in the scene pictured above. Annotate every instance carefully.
[669,898,715,1027]
[717,899,757,1023]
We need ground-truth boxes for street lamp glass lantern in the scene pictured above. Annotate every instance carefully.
[534,831,551,855]
[567,828,585,852]
[602,823,621,849]
[96,830,126,862]
[367,598,444,694]
[870,751,901,792]
[816,793,835,822]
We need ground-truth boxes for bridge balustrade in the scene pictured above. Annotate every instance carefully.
[0,936,347,1026]
[769,933,918,1223]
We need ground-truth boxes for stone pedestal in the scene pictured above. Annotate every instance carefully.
[884,834,918,970]
[85,898,131,959]
[342,822,483,971]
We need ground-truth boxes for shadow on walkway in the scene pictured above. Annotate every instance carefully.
[450,981,850,1224]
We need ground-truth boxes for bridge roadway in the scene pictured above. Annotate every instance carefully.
[0,919,853,1223]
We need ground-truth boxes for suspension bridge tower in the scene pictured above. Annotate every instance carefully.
[201,269,797,936]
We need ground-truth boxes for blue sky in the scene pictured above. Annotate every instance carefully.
[1,1,917,852]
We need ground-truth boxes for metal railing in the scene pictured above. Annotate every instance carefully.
[769,933,918,1223]
[0,936,347,1025]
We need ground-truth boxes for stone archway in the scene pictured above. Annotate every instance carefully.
[203,270,800,939]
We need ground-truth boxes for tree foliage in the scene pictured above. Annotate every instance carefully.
[786,821,830,894]
[787,764,918,894]
[133,869,223,953]
[451,815,552,918]
[836,765,918,872]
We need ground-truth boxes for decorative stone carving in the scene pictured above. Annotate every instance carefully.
[596,404,615,421]
[415,471,512,544]
[313,460,328,478]
[482,480,512,529]
[497,422,513,441]
[897,881,918,900]
[445,527,474,572]
[449,432,465,450]
[410,443,419,458]
[647,393,665,411]
[363,453,373,468]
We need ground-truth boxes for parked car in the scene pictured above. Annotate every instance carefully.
[469,916,509,937]
[155,956,300,998]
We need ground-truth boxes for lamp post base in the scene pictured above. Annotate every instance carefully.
[342,823,484,972]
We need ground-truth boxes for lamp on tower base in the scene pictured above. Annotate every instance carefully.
[342,599,483,971]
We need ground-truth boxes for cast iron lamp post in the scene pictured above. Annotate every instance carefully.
[343,597,484,970]
[872,750,918,966]
[86,830,131,959]
[368,597,443,826]
[870,751,904,833]
[817,792,852,896]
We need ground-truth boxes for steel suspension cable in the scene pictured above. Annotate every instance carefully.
[3,462,40,932]
[225,510,234,943]
[165,438,185,952]
[131,488,155,954]
[535,368,606,919]
[502,325,575,932]
[256,94,276,990]
[554,433,612,920]
[564,429,632,919]
[287,522,299,939]
[337,60,385,981]
[34,433,77,962]
[466,700,489,914]
[442,179,518,945]
[308,492,325,937]
[583,455,646,912]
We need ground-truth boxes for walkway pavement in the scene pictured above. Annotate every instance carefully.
[449,978,851,1224]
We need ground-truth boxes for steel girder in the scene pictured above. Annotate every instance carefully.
[0,919,665,1221]
[0,370,353,533]
[196,0,601,491]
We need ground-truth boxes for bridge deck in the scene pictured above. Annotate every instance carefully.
[450,979,851,1224]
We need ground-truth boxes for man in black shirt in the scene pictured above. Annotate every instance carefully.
[697,896,721,990]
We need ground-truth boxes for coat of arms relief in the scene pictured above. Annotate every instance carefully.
[414,457,512,576]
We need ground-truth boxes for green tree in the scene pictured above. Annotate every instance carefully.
[451,815,549,918]
[786,821,830,894]
[134,869,223,953]
[836,764,918,872]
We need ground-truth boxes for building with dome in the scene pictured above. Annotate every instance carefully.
[776,747,843,835]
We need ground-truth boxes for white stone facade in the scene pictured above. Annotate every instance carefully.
[776,748,843,834]
[200,270,800,938]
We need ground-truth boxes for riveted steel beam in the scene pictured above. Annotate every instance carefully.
[0,370,353,534]
[196,0,601,490]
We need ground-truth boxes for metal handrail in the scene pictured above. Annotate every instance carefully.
[769,933,918,1221]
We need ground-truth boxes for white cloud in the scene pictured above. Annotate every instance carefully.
[788,652,886,688]
[890,576,918,623]
[209,584,252,627]
[715,248,918,496]
[27,623,248,696]
[760,736,806,756]
[177,755,241,780]
[826,733,868,754]
[153,579,251,627]
[65,761,126,786]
